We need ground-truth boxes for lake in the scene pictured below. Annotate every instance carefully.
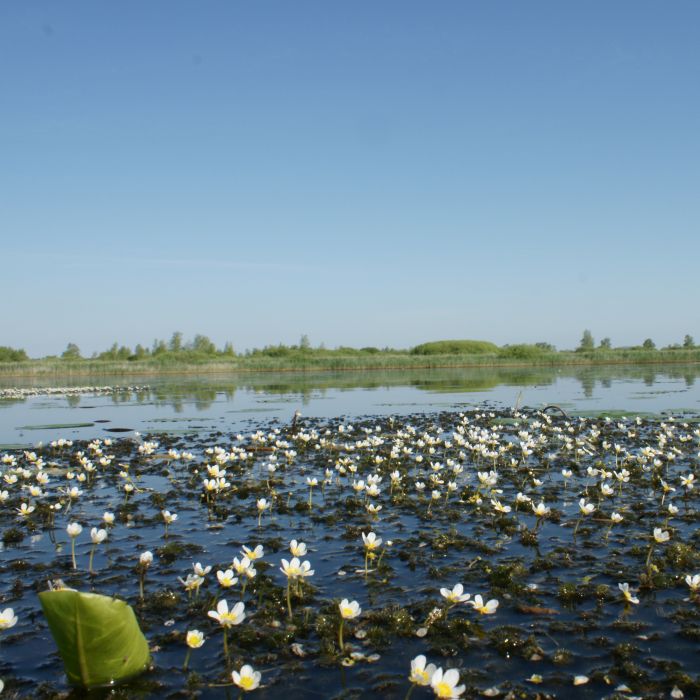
[1,364,699,698]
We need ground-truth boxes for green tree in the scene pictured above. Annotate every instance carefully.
[152,339,167,355]
[221,342,235,356]
[577,329,595,352]
[683,334,694,348]
[599,337,612,349]
[642,338,656,350]
[191,334,216,354]
[169,332,183,353]
[0,346,29,362]
[62,343,81,360]
[299,334,311,351]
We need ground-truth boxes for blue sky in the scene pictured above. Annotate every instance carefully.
[2,1,698,356]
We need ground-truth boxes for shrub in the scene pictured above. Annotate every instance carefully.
[0,346,29,362]
[411,340,499,355]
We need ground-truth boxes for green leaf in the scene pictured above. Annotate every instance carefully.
[39,589,151,688]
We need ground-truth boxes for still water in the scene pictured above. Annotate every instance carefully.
[1,364,699,446]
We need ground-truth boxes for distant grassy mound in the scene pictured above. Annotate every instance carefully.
[411,340,499,355]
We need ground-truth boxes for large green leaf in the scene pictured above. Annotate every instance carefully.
[39,589,151,688]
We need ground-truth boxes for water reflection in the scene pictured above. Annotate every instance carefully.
[2,364,700,404]
[1,364,700,446]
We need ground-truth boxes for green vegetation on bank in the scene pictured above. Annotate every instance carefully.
[0,331,699,376]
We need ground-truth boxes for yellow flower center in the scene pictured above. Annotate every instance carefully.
[240,676,255,690]
[412,669,429,685]
[435,681,453,698]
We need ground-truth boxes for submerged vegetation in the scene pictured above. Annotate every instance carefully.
[0,406,699,697]
[1,331,700,377]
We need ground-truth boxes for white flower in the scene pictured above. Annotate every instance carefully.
[241,545,264,561]
[280,557,314,579]
[430,667,466,698]
[290,539,307,557]
[140,551,153,567]
[469,594,499,615]
[66,522,82,538]
[578,498,595,515]
[532,502,550,517]
[231,664,261,691]
[102,512,115,525]
[0,608,18,630]
[16,503,35,517]
[362,532,382,551]
[409,654,437,686]
[178,574,204,592]
[618,582,639,605]
[685,574,700,591]
[339,599,361,619]
[186,629,205,648]
[653,528,670,543]
[217,569,238,588]
[90,527,107,544]
[208,599,246,627]
[440,583,470,605]
[193,562,212,577]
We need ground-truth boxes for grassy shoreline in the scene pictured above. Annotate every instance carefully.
[1,348,700,378]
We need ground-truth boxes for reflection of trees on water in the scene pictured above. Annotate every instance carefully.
[572,365,700,398]
[580,375,595,398]
[5,364,700,410]
[93,365,700,409]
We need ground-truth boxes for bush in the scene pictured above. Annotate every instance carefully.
[411,340,499,355]
[499,344,549,360]
[0,346,29,362]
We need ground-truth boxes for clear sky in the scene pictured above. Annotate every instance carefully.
[2,1,699,357]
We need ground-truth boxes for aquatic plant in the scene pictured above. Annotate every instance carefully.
[337,598,361,651]
[207,599,245,666]
[39,589,150,688]
[66,522,82,569]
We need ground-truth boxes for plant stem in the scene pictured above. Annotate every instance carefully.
[88,544,96,574]
[338,618,344,652]
[645,544,655,571]
[223,628,230,668]
[286,579,293,620]
[71,538,77,570]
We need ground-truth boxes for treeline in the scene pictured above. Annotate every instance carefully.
[575,330,696,352]
[0,331,697,364]
[56,332,235,363]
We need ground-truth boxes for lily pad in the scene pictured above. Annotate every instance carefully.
[39,589,151,689]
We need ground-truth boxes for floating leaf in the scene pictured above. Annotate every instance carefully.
[39,589,150,688]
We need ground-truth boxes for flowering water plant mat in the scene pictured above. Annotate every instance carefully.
[1,408,699,698]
